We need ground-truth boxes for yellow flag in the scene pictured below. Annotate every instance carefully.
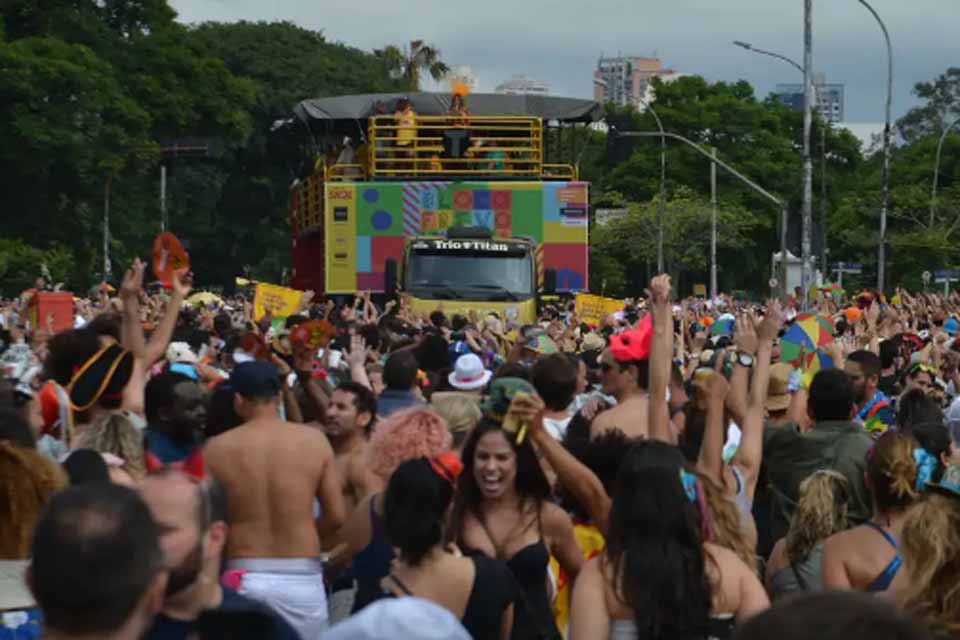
[252,283,303,321]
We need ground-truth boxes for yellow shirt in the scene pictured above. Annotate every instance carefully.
[395,108,416,146]
[550,522,605,633]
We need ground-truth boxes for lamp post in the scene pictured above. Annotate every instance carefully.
[615,130,789,298]
[801,0,814,304]
[931,115,960,225]
[735,39,832,300]
[858,0,893,293]
[634,98,668,274]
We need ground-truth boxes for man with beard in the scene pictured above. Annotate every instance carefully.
[145,371,208,463]
[325,381,381,509]
[845,350,895,437]
[140,470,298,640]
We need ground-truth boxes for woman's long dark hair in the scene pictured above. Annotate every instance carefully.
[449,418,551,547]
[384,458,454,565]
[605,441,713,640]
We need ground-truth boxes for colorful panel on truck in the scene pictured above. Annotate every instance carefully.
[324,181,589,293]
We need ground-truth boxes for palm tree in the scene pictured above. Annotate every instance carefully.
[375,40,450,91]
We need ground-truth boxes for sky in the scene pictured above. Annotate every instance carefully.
[169,0,957,123]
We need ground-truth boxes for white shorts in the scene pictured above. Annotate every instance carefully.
[227,557,328,638]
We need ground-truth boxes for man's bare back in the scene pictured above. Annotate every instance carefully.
[590,395,649,440]
[206,416,346,559]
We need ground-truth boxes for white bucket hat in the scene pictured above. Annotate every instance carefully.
[448,353,492,391]
[165,341,198,364]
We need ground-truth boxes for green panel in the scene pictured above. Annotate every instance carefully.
[510,188,544,242]
[453,210,473,226]
[357,184,404,237]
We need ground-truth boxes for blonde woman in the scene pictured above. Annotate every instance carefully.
[822,431,919,592]
[894,466,960,639]
[765,470,850,598]
[75,411,145,485]
[431,394,482,454]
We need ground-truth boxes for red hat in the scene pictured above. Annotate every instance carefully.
[609,314,652,363]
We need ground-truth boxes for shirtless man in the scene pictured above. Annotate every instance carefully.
[589,321,652,440]
[324,380,382,512]
[205,361,346,638]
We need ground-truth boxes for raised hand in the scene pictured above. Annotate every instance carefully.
[758,299,783,343]
[648,274,672,308]
[171,271,192,300]
[120,259,145,300]
[734,312,759,356]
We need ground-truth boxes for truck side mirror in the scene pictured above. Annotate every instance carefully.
[543,268,558,295]
[384,258,398,301]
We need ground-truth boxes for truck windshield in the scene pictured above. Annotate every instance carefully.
[408,250,534,300]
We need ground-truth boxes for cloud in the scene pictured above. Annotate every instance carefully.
[170,0,959,122]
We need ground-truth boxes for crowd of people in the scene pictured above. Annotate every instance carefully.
[4,265,960,640]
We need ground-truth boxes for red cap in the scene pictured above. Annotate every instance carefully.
[609,314,652,363]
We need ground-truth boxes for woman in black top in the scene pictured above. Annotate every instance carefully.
[359,454,518,640]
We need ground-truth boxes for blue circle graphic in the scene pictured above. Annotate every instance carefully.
[363,189,379,203]
[372,211,393,230]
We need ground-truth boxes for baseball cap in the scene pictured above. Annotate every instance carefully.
[230,361,280,398]
[766,363,794,412]
[945,318,958,337]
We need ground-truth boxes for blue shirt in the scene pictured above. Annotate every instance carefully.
[144,429,197,464]
[376,389,425,418]
[144,588,299,640]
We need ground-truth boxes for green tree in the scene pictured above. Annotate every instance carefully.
[590,187,764,295]
[897,67,960,144]
[375,40,449,91]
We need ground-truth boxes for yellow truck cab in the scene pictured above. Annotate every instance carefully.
[398,226,541,324]
[285,92,600,321]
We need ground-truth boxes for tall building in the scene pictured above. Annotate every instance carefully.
[593,56,677,109]
[495,74,549,96]
[775,74,845,123]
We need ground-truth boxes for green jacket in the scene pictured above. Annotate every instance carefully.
[763,420,874,541]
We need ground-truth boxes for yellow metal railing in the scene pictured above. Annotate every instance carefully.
[292,163,325,232]
[357,114,573,180]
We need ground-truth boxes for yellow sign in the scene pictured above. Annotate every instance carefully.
[253,283,303,320]
[693,284,707,297]
[575,293,624,326]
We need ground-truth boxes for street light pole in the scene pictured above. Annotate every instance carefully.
[711,147,718,300]
[801,0,814,305]
[735,39,830,299]
[931,115,960,225]
[858,0,893,293]
[635,99,668,274]
[615,130,789,298]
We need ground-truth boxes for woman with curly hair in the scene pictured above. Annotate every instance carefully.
[75,411,145,485]
[822,431,919,592]
[0,409,66,559]
[765,470,849,598]
[894,467,960,639]
[330,407,452,621]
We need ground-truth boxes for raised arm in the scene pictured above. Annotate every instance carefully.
[512,393,612,533]
[696,368,729,487]
[735,300,782,499]
[143,274,190,365]
[648,274,675,444]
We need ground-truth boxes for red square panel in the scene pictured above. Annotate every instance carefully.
[491,191,512,210]
[372,236,405,272]
[453,190,474,210]
[542,243,588,291]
